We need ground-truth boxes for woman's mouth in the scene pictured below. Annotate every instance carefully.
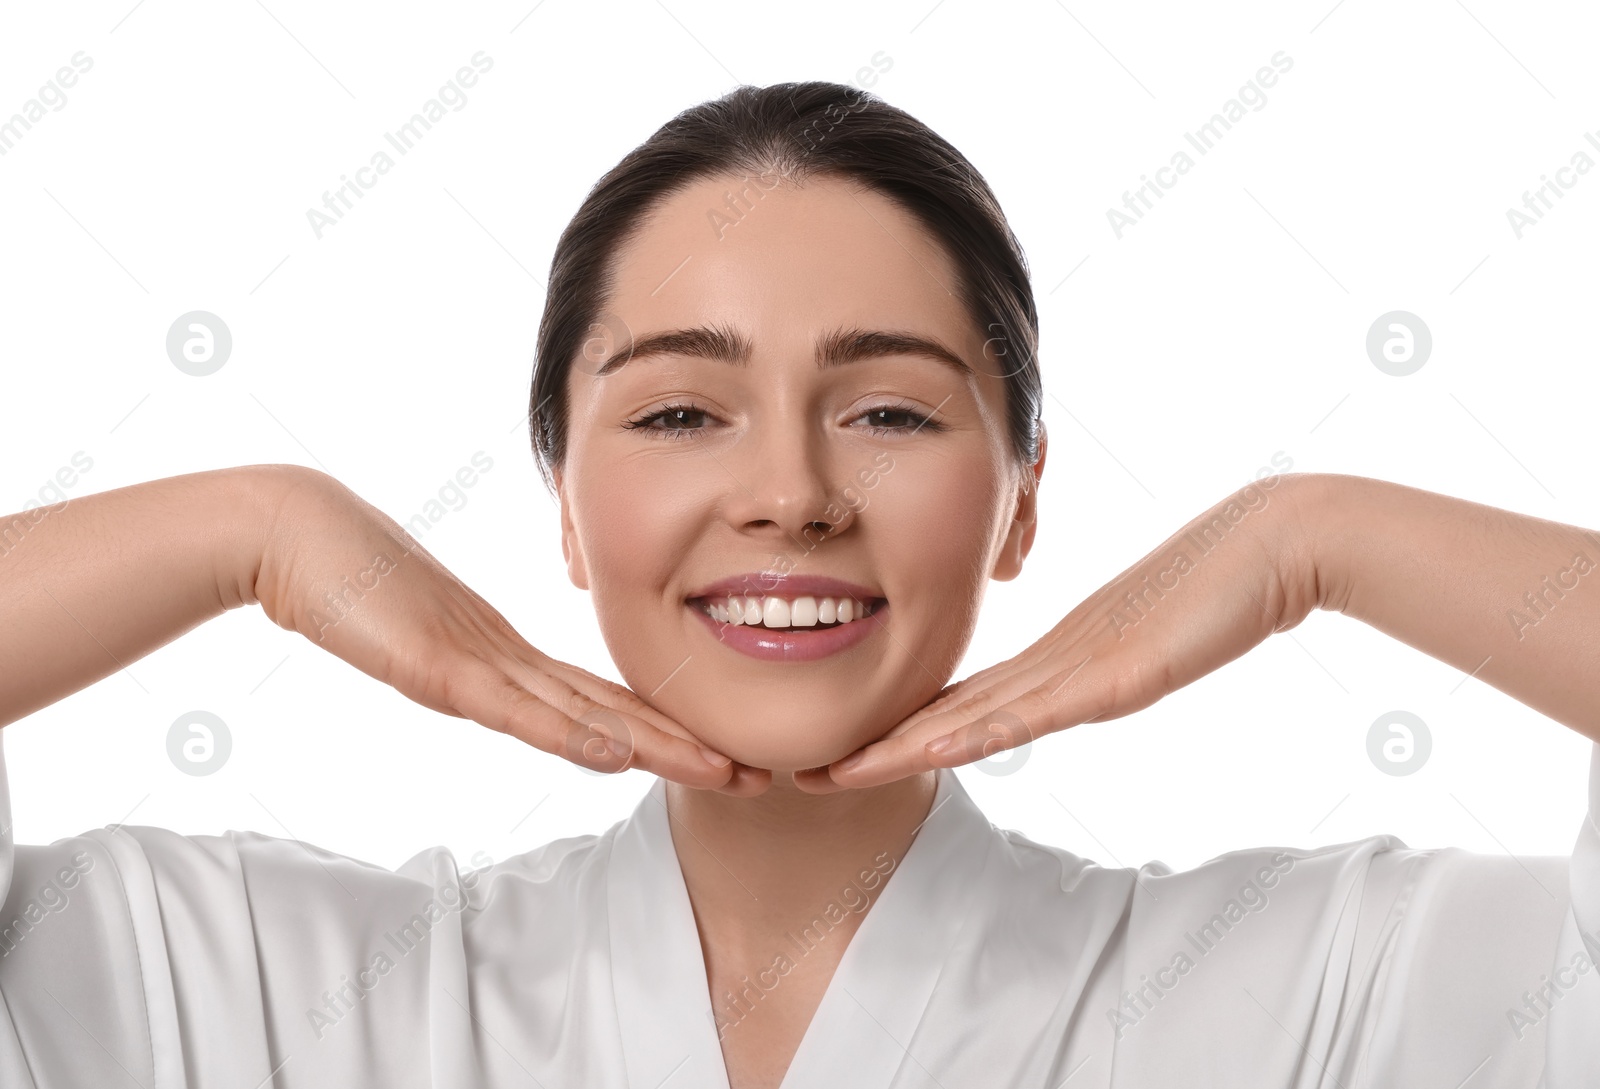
[695,593,881,629]
[685,592,889,662]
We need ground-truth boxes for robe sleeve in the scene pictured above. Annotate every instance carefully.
[1542,741,1600,1087]
[1346,741,1600,1087]
[0,728,481,1089]
[1044,749,1600,1087]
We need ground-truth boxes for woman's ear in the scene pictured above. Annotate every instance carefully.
[991,421,1047,583]
[553,467,591,591]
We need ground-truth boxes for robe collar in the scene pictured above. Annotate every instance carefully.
[606,766,997,1089]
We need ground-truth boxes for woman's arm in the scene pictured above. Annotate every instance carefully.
[0,465,748,791]
[803,471,1600,790]
[1297,472,1600,743]
[0,465,282,727]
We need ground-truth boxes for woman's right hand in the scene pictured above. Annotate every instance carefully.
[253,467,762,794]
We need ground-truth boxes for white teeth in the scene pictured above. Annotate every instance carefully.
[790,596,819,627]
[699,593,876,627]
[762,596,792,628]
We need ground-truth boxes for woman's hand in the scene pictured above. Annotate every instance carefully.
[255,467,764,794]
[794,473,1321,792]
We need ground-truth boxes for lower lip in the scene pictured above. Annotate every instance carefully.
[687,600,890,662]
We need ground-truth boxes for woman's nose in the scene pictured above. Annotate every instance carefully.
[720,424,852,546]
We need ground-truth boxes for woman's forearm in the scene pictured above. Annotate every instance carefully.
[1295,472,1600,742]
[0,464,293,728]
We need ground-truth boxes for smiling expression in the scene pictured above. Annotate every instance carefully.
[554,171,1042,774]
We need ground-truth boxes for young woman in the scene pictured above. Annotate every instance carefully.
[2,81,1597,1089]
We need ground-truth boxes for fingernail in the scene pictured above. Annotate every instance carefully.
[925,735,954,755]
[699,746,732,768]
[605,738,630,760]
[837,750,866,770]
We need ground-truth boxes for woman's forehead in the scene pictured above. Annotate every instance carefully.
[602,174,978,350]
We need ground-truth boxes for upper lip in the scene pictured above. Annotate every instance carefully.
[686,573,885,602]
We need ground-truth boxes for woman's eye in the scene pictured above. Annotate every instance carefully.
[624,404,711,439]
[624,402,941,440]
[858,404,939,433]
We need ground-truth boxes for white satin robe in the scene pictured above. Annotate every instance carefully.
[3,726,1600,1088]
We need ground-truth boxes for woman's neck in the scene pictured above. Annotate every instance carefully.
[663,768,938,981]
[663,772,937,1085]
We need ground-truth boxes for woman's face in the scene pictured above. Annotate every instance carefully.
[555,172,1044,774]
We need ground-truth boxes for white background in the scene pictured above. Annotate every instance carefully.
[1,0,1595,875]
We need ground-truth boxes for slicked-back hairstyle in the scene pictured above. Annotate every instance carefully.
[529,80,1043,494]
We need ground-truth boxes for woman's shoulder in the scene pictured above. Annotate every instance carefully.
[0,810,629,960]
[392,824,622,915]
[985,814,1423,900]
[979,813,1569,962]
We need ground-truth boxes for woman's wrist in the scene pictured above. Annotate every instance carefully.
[214,463,319,612]
[1259,471,1350,626]
[1268,470,1600,741]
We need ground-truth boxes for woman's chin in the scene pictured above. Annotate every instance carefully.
[630,686,917,778]
[684,723,881,780]
[712,743,857,778]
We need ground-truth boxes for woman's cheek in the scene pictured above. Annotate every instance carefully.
[875,454,995,605]
[879,460,1002,700]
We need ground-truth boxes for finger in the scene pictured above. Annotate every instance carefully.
[904,618,1090,721]
[540,656,708,748]
[824,670,1052,785]
[557,697,736,788]
[922,710,1038,769]
[822,709,1031,790]
[826,658,1112,789]
[712,763,773,797]
[921,670,1120,771]
[545,660,770,796]
[439,605,741,786]
[455,662,736,789]
[791,764,850,794]
[520,661,744,786]
[898,649,1095,742]
[868,659,1025,743]
[789,673,1044,794]
[427,580,775,795]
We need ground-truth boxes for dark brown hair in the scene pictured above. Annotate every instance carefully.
[528,80,1042,493]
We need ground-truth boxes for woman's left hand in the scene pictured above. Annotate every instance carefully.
[794,473,1321,792]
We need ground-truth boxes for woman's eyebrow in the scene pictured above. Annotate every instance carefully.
[594,324,972,377]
